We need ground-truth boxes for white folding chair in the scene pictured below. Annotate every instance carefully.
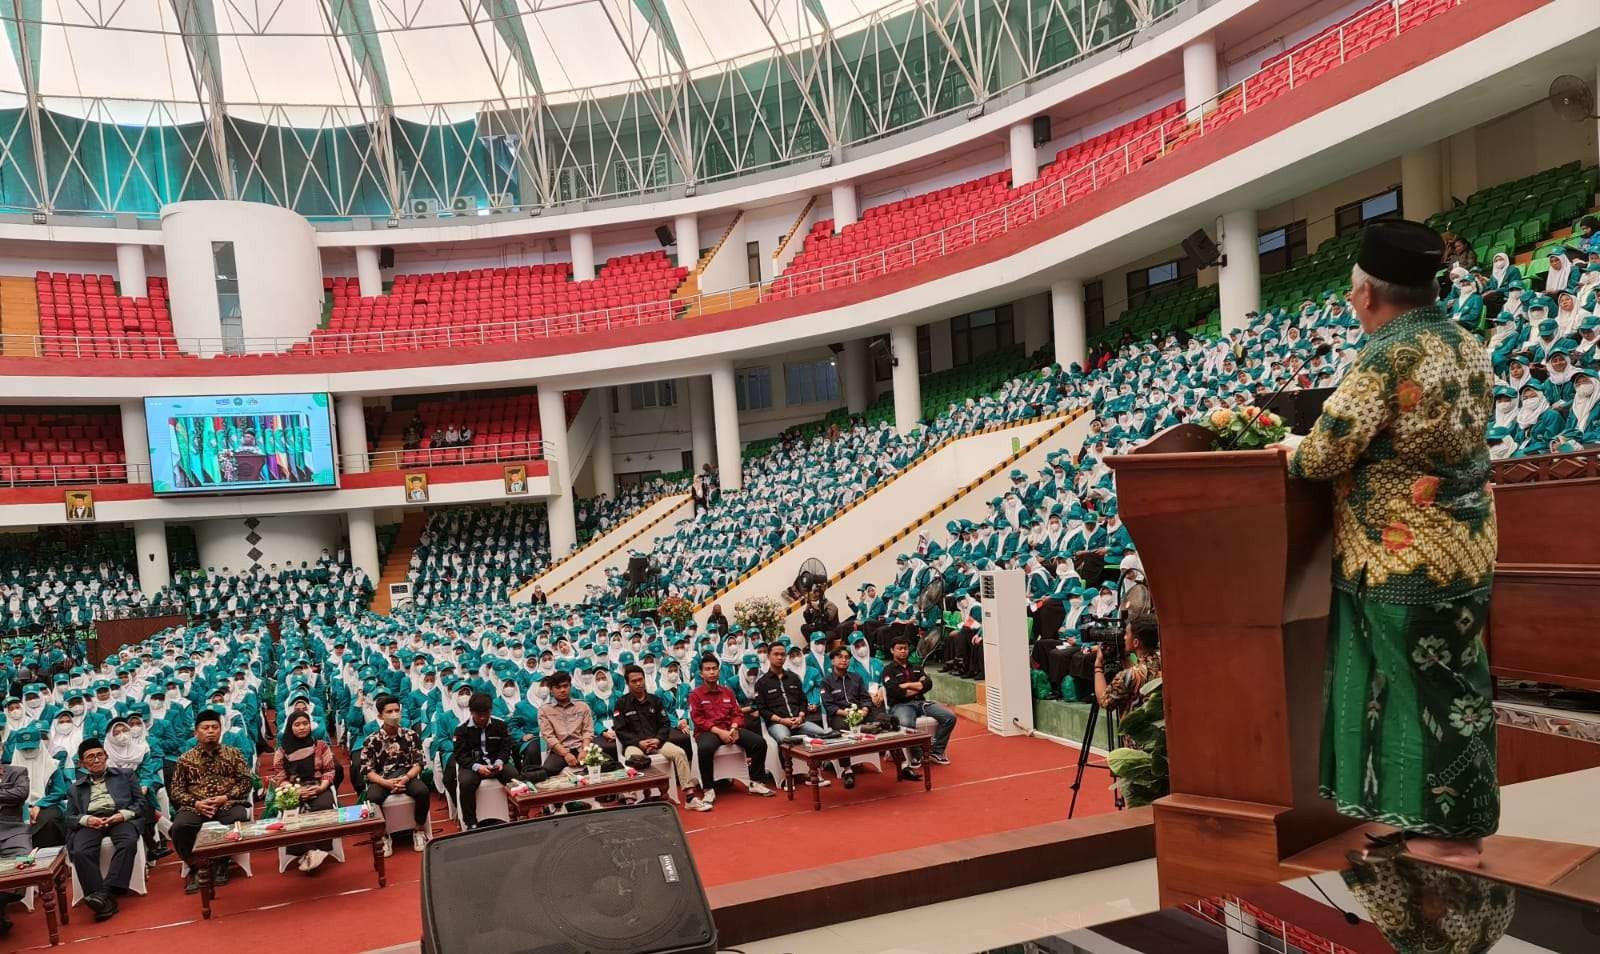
[376,792,435,838]
[179,792,256,880]
[275,837,347,873]
[445,777,510,826]
[613,735,681,805]
[69,836,148,904]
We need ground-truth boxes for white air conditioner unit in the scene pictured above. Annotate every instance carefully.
[450,196,473,214]
[488,192,515,210]
[409,198,440,216]
[979,569,1032,736]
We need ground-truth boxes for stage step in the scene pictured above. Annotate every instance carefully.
[369,510,427,614]
[0,276,40,357]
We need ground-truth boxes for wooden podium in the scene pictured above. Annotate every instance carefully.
[1107,424,1356,906]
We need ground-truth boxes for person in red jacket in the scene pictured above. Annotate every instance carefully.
[688,654,776,800]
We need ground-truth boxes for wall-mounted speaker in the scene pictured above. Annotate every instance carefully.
[1031,115,1052,146]
[655,225,675,247]
[1181,229,1224,269]
[421,803,716,954]
[378,246,395,269]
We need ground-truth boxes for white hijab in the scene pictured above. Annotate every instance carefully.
[9,744,55,803]
[1491,253,1510,286]
[1516,390,1550,428]
[1546,257,1574,296]
[104,726,149,772]
[1571,377,1600,432]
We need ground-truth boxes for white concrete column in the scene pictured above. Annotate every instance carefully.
[1050,279,1087,370]
[1401,145,1444,222]
[346,508,380,583]
[830,182,859,232]
[1182,33,1220,121]
[592,396,615,498]
[840,338,870,415]
[570,229,596,282]
[890,324,922,435]
[538,387,577,558]
[132,520,169,597]
[1009,122,1039,187]
[928,319,953,373]
[688,376,714,472]
[709,361,742,492]
[1447,129,1478,203]
[1218,209,1262,335]
[674,214,700,269]
[119,400,149,480]
[1019,292,1051,356]
[355,245,383,297]
[335,394,369,475]
[115,244,147,297]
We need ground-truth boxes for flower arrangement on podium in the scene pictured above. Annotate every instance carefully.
[1200,406,1288,451]
[579,742,607,776]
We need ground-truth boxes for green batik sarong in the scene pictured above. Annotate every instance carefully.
[1319,587,1499,839]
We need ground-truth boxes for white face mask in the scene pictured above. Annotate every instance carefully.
[594,679,611,696]
[661,671,681,689]
[501,687,517,699]
[68,703,84,716]
[852,646,870,661]
[129,724,146,740]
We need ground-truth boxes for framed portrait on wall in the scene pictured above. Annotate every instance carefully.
[503,464,528,496]
[404,472,430,503]
[64,490,96,522]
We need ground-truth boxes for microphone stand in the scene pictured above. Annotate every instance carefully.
[1221,343,1332,450]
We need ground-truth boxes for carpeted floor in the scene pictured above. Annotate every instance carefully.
[2,721,1115,953]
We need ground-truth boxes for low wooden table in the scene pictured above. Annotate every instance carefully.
[779,729,935,810]
[0,849,69,945]
[507,767,671,819]
[190,806,387,919]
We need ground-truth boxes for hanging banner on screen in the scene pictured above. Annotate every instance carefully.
[145,393,337,495]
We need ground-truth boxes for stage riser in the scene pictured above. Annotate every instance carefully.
[1498,724,1600,786]
[1488,566,1600,691]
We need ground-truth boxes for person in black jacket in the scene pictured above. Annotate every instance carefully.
[448,693,515,829]
[613,666,710,812]
[753,644,833,789]
[65,738,146,921]
[882,635,956,765]
[821,647,917,787]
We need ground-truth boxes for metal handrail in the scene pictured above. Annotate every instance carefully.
[3,0,1454,363]
[351,438,552,472]
[0,461,152,487]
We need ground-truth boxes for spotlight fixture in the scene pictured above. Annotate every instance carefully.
[966,102,986,120]
[31,210,46,225]
[819,152,834,168]
[386,217,399,228]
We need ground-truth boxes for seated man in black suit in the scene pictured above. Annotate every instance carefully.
[65,737,146,922]
[448,692,515,829]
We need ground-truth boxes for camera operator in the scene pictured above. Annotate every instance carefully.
[1093,613,1161,723]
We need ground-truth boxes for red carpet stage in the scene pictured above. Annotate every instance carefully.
[3,722,1120,953]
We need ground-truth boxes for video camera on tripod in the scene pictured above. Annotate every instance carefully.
[1066,614,1125,684]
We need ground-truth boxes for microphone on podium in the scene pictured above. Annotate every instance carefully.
[1221,342,1332,451]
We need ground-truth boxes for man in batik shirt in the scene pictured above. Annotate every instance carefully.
[1289,220,1498,867]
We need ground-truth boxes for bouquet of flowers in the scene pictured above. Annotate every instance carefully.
[1199,406,1288,451]
[579,742,607,769]
[733,596,786,641]
[657,595,693,630]
[841,704,868,731]
[269,782,302,814]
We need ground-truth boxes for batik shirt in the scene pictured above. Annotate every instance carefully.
[1289,305,1497,604]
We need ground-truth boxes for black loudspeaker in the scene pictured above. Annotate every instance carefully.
[628,554,652,585]
[655,225,675,247]
[1032,114,1051,146]
[1181,228,1223,268]
[421,802,716,954]
[378,246,395,269]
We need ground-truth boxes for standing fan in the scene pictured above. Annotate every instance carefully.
[913,577,947,661]
[1549,75,1600,122]
[785,557,829,601]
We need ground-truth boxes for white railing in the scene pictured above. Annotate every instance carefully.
[0,0,1458,365]
[352,438,551,473]
[0,461,151,487]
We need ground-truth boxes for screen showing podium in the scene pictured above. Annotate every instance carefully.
[145,392,338,495]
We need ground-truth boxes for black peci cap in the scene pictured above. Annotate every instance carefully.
[1358,220,1444,286]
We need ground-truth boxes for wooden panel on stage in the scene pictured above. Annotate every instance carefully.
[1497,723,1600,786]
[708,809,1155,946]
[92,614,184,664]
[1488,565,1600,690]
[1108,425,1352,907]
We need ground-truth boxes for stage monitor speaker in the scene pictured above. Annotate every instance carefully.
[378,246,395,269]
[628,554,652,585]
[421,802,717,954]
[1032,114,1051,146]
[1181,228,1223,269]
[655,225,675,247]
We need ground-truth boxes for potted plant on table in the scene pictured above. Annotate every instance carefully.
[270,781,303,819]
[579,742,607,777]
[840,704,868,736]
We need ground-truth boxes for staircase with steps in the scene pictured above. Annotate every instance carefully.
[0,277,40,356]
[674,211,745,319]
[369,411,412,471]
[369,510,427,614]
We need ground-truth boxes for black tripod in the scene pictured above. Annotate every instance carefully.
[1067,700,1121,818]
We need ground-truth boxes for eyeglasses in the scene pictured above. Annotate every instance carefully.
[80,751,107,762]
